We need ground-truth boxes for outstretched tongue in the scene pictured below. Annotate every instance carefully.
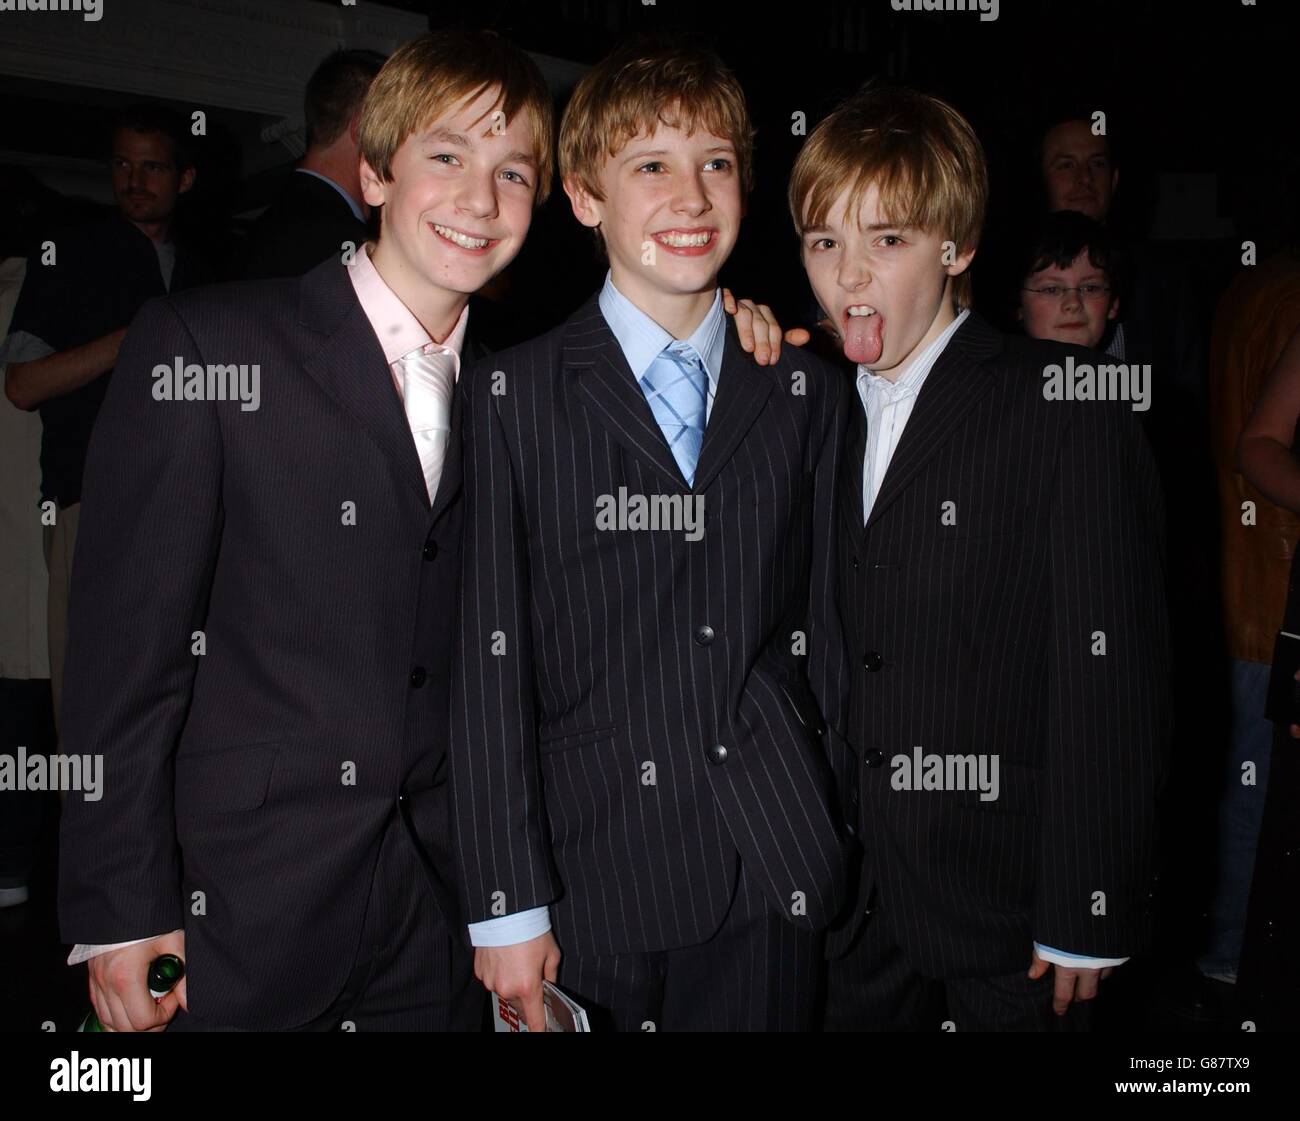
[844,312,884,365]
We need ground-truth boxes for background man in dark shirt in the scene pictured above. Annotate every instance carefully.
[1,103,211,733]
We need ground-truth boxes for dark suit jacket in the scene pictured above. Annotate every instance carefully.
[57,258,483,1029]
[828,311,1171,976]
[450,292,852,958]
[238,170,369,280]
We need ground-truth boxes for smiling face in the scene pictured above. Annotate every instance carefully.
[1041,120,1118,221]
[800,182,974,379]
[1019,250,1118,348]
[360,86,539,329]
[565,113,742,333]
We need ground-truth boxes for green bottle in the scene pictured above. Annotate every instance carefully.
[78,953,185,1032]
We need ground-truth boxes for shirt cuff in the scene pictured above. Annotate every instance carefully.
[1033,943,1129,969]
[467,907,552,948]
[67,931,183,966]
[0,330,55,365]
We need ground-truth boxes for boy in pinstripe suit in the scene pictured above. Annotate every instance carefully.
[792,85,1170,1030]
[452,41,854,1031]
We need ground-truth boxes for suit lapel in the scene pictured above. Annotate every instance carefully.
[859,311,1004,534]
[691,321,774,495]
[564,295,693,494]
[298,260,430,507]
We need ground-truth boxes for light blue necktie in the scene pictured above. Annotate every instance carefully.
[641,341,708,485]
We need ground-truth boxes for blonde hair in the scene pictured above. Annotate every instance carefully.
[559,41,756,204]
[359,29,554,205]
[789,85,987,308]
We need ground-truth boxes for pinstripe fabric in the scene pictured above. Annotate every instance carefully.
[561,866,820,1031]
[57,259,479,1030]
[825,312,1172,981]
[451,292,853,960]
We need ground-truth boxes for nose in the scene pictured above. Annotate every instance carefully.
[1060,287,1083,312]
[837,255,871,291]
[672,170,709,217]
[454,169,499,221]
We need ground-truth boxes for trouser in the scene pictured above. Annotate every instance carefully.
[558,864,821,1032]
[824,907,1091,1032]
[1198,658,1273,980]
[41,499,79,737]
[167,802,482,1032]
[0,678,55,886]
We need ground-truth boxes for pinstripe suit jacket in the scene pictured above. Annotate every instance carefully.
[827,311,1172,975]
[57,258,479,1029]
[451,292,853,957]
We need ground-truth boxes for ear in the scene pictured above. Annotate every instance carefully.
[563,176,602,230]
[1107,297,1119,321]
[945,242,977,278]
[359,156,387,210]
[178,166,196,195]
[1111,167,1120,195]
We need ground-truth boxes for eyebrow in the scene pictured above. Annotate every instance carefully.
[621,145,735,162]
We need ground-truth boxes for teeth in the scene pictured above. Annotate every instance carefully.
[433,223,490,249]
[656,231,711,248]
[846,306,876,317]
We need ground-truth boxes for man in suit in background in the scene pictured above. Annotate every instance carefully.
[791,85,1171,1031]
[453,41,851,1033]
[57,30,553,1031]
[238,49,384,280]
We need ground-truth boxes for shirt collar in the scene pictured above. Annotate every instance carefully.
[856,307,970,400]
[295,167,366,225]
[346,242,469,367]
[598,270,725,390]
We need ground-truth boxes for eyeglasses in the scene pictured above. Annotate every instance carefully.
[1022,284,1111,300]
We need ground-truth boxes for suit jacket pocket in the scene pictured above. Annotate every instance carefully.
[537,724,617,755]
[174,742,278,815]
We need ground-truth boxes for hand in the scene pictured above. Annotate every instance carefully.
[722,288,809,366]
[474,931,561,1032]
[1028,947,1114,1015]
[87,931,187,1032]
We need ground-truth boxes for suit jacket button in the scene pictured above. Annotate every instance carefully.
[707,743,729,766]
[694,624,715,646]
[423,539,438,561]
[863,651,883,671]
[409,666,427,688]
[851,555,860,569]
[863,749,885,768]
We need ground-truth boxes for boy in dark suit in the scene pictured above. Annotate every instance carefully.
[452,41,852,1032]
[57,30,554,1032]
[790,85,1171,1030]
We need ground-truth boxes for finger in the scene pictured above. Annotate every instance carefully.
[733,302,756,354]
[544,951,561,985]
[1290,723,1300,739]
[523,986,547,1033]
[1027,951,1049,980]
[783,327,811,347]
[758,305,783,364]
[1100,967,1114,981]
[155,990,181,1024]
[1074,971,1100,1003]
[103,988,133,1033]
[1052,969,1076,1015]
[175,975,188,1013]
[121,978,166,1032]
[721,287,736,313]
